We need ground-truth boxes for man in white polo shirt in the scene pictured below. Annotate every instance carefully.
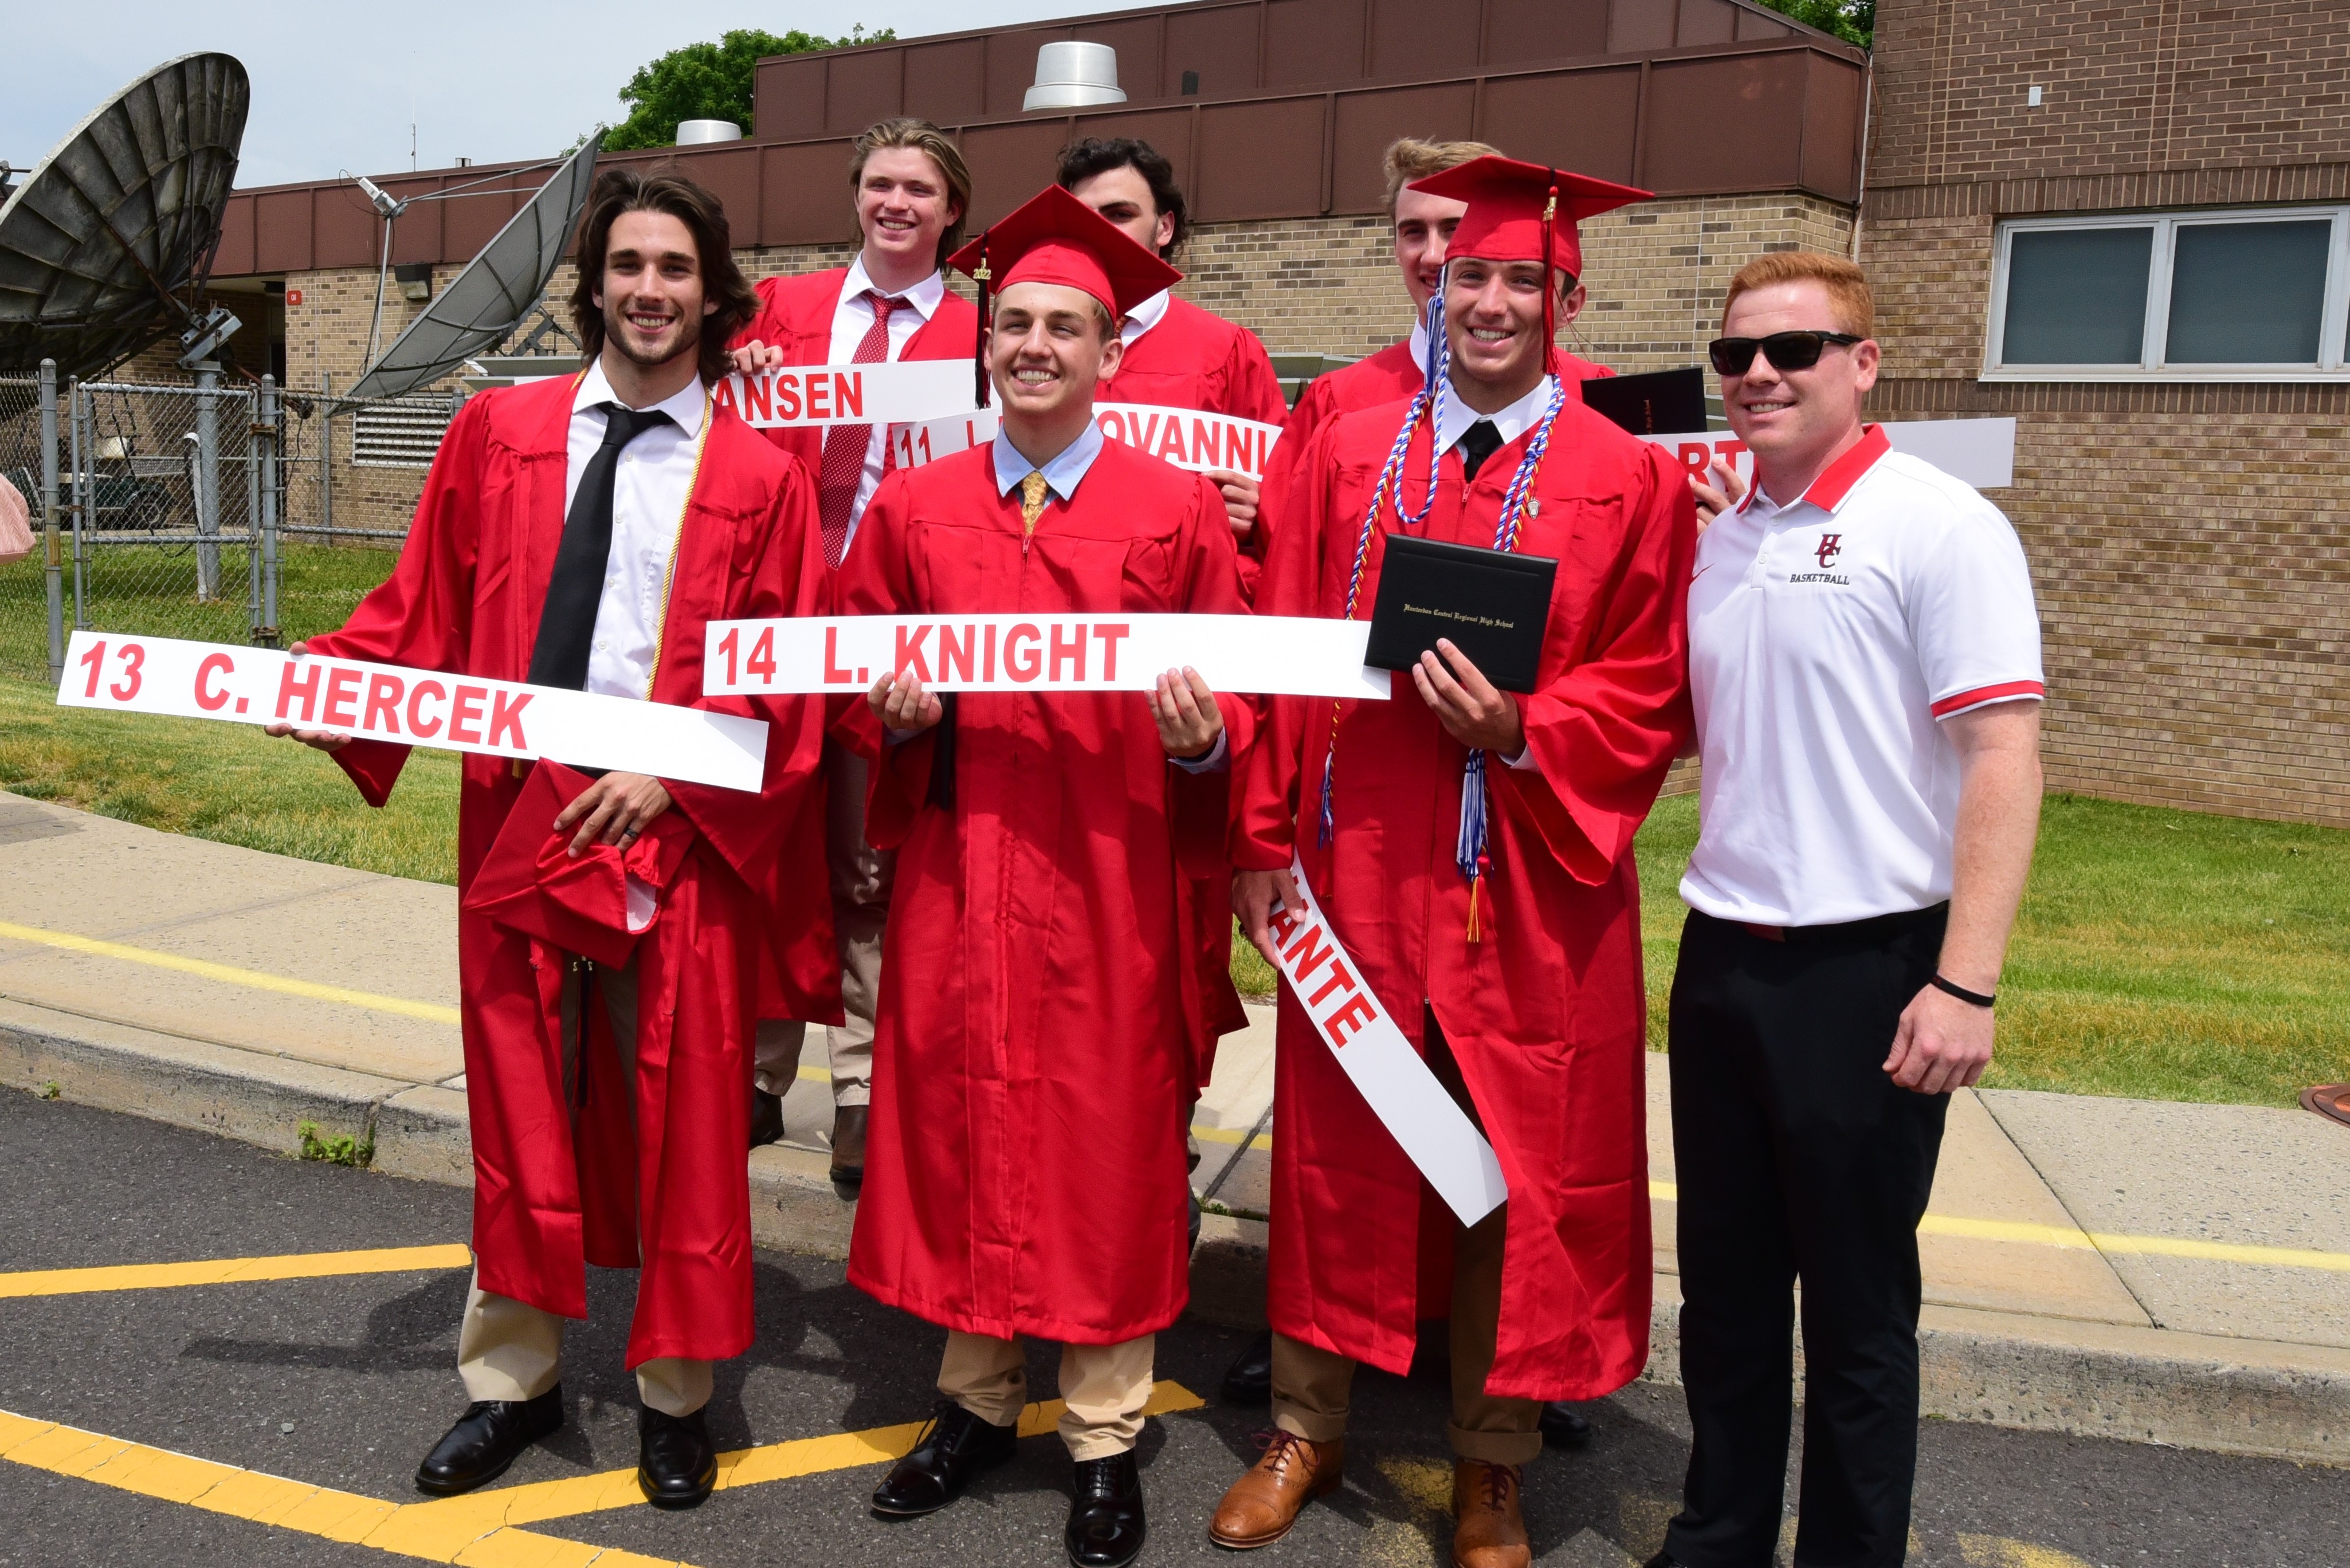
[1650,251,2043,1568]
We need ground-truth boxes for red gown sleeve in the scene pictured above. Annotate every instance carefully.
[1489,442,1697,884]
[830,469,933,848]
[658,453,829,883]
[1250,372,1339,597]
[1233,421,1344,873]
[1227,326,1291,427]
[301,392,490,806]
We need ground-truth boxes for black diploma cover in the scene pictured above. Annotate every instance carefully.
[1579,366,1709,436]
[1364,534,1557,694]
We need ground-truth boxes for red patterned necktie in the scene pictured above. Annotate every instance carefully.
[817,289,901,568]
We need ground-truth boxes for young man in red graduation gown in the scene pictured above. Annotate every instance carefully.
[270,170,826,1509]
[838,185,1254,1568]
[1058,136,1287,594]
[1211,156,1696,1568]
[725,118,982,1184]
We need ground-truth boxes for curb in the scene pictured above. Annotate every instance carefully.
[6,1000,2345,1469]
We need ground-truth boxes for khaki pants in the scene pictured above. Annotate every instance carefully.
[754,743,890,1109]
[1270,1008,1542,1466]
[938,1330,1156,1462]
[457,956,710,1416]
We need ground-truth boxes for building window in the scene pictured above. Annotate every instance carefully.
[1985,206,2350,380]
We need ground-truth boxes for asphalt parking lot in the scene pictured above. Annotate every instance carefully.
[1,1088,2341,1567]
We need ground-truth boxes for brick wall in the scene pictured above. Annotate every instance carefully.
[1862,0,2350,827]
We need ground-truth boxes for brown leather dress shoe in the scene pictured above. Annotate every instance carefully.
[1450,1459,1529,1568]
[1208,1429,1344,1549]
[830,1103,868,1189]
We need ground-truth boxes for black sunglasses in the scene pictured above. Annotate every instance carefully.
[1707,331,1865,376]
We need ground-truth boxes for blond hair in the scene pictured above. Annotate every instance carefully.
[1722,251,1874,338]
[848,118,972,268]
[1382,136,1501,217]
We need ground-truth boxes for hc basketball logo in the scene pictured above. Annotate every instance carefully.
[1815,533,1843,568]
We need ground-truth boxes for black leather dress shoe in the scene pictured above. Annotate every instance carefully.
[1540,1400,1594,1448]
[1221,1329,1273,1405]
[413,1385,562,1496]
[1065,1450,1145,1567]
[830,1103,869,1189]
[871,1401,1017,1516]
[637,1405,719,1509]
[749,1087,784,1149]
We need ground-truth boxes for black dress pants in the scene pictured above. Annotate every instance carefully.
[1661,906,1950,1568]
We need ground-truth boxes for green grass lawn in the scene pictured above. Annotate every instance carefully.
[1,630,2341,1109]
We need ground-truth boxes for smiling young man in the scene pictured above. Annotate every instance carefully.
[836,185,1253,1568]
[269,168,826,1510]
[1214,156,1693,1568]
[1057,137,1287,593]
[727,119,983,1186]
[1649,253,2044,1568]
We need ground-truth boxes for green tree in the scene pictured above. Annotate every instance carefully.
[603,26,897,150]
[1752,0,1873,49]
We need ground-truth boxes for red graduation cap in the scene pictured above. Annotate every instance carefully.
[1407,154,1651,376]
[947,184,1183,407]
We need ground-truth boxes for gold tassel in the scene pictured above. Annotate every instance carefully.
[1465,875,1484,944]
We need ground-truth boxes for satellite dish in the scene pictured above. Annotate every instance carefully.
[0,53,250,379]
[349,132,602,400]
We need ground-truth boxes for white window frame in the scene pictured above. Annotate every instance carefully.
[1983,204,2350,382]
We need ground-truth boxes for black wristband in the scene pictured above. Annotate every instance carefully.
[1930,973,1996,1009]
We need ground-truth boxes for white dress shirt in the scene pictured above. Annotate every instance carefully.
[830,256,946,543]
[563,361,709,701]
[1119,286,1172,347]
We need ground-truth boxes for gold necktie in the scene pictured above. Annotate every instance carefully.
[1020,470,1049,537]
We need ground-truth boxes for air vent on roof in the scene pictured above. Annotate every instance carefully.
[1023,42,1125,112]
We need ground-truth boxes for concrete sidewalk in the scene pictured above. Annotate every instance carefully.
[2,791,2345,1466]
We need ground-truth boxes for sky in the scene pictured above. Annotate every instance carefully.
[3,2,1123,190]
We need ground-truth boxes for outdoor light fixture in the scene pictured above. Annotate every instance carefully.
[1023,42,1125,111]
[395,262,433,303]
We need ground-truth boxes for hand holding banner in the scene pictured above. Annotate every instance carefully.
[1266,858,1508,1226]
[57,631,770,792]
[704,614,1390,701]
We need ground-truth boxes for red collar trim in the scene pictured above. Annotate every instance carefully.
[1798,424,1891,513]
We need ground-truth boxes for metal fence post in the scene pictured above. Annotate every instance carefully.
[245,384,263,639]
[193,359,221,602]
[68,378,86,630]
[320,372,335,546]
[258,375,280,645]
[38,360,62,683]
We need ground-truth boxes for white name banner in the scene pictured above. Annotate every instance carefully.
[1267,859,1507,1226]
[714,360,974,429]
[1642,416,2018,492]
[703,614,1390,700]
[58,632,770,792]
[888,403,1285,481]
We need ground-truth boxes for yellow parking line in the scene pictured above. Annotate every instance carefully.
[390,1381,1207,1534]
[1646,1180,2350,1273]
[0,918,459,1026]
[0,1408,685,1566]
[0,1244,473,1299]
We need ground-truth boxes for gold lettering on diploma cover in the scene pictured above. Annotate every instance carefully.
[1400,603,1514,630]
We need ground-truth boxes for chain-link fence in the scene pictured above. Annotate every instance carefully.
[0,368,452,686]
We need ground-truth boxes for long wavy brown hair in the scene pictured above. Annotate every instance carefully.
[568,165,758,384]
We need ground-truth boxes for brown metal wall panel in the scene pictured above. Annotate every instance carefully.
[1800,52,1863,203]
[212,194,256,277]
[685,147,762,241]
[382,179,444,268]
[960,119,1081,227]
[1639,53,1806,194]
[1164,5,1263,101]
[1607,0,1679,56]
[905,38,988,124]
[984,32,1057,117]
[1367,0,1480,82]
[1063,109,1196,186]
[309,186,378,270]
[1477,66,1641,184]
[1331,84,1477,211]
[825,48,905,135]
[441,186,517,266]
[1485,0,1613,65]
[757,56,829,140]
[759,142,855,246]
[1264,0,1366,89]
[254,191,311,273]
[1676,0,1740,46]
[1194,97,1327,219]
[1073,16,1165,97]
[1735,4,1795,40]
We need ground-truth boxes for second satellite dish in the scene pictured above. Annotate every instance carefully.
[0,52,250,380]
[349,133,603,401]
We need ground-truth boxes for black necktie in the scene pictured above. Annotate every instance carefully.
[1457,418,1505,482]
[530,403,672,691]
